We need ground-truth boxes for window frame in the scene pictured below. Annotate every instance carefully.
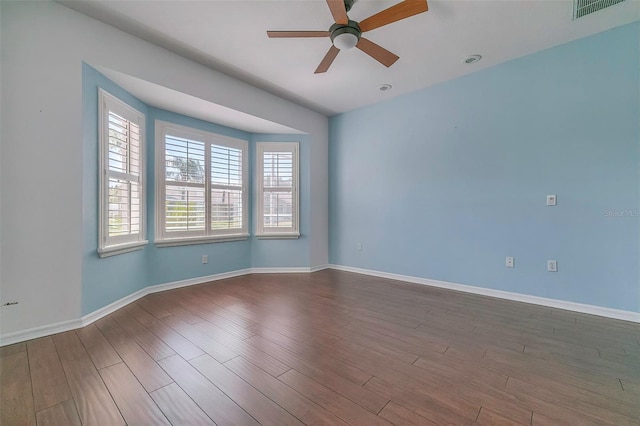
[255,142,300,239]
[98,89,148,258]
[155,120,249,247]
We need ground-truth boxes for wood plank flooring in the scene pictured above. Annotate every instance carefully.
[1,270,639,425]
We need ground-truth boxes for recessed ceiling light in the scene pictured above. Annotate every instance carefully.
[379,84,392,91]
[463,54,482,64]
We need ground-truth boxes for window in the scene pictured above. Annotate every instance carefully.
[155,121,248,246]
[256,142,299,238]
[98,90,147,257]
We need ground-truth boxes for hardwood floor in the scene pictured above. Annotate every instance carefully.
[1,270,639,425]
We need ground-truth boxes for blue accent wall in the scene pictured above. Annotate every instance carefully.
[82,63,150,315]
[329,23,640,312]
[82,64,311,315]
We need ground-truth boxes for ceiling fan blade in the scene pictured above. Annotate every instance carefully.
[315,45,340,74]
[267,31,330,38]
[356,38,399,67]
[359,0,428,32]
[326,0,349,25]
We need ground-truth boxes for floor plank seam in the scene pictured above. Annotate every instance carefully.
[222,354,242,365]
[361,375,375,387]
[376,399,391,415]
[185,355,262,424]
[142,376,174,425]
[92,353,128,424]
[24,343,37,425]
[275,367,293,379]
[229,360,328,426]
[69,398,83,426]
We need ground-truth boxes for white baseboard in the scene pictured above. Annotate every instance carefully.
[80,287,149,327]
[4,264,637,346]
[329,264,640,323]
[310,264,330,273]
[251,267,312,274]
[0,318,83,347]
[0,266,330,346]
[80,268,254,329]
[251,265,329,274]
[0,269,253,346]
[145,269,252,296]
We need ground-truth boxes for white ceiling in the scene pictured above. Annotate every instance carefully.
[61,0,639,116]
[97,66,305,134]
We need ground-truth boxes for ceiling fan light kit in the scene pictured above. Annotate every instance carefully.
[330,21,361,50]
[267,0,429,74]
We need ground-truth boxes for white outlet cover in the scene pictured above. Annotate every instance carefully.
[506,257,514,268]
[547,260,557,272]
[546,194,557,206]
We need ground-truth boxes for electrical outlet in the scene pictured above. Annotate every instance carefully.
[547,194,557,206]
[202,255,208,264]
[506,256,514,268]
[547,260,557,272]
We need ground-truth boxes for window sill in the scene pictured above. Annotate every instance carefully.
[155,234,250,247]
[256,233,300,240]
[98,240,149,258]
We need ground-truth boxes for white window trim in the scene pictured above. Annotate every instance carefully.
[155,120,249,247]
[98,89,148,258]
[256,142,300,239]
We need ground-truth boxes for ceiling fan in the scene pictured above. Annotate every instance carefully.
[267,0,429,74]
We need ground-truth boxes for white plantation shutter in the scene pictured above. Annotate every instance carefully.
[263,152,293,228]
[210,144,244,231]
[98,90,147,257]
[256,143,299,238]
[164,135,206,233]
[107,111,142,236]
[155,121,248,245]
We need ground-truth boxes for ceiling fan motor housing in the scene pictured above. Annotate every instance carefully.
[330,20,361,50]
[344,0,357,12]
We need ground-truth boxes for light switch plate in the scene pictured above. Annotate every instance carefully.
[547,194,557,206]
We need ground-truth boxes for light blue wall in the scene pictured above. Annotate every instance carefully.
[82,63,150,315]
[250,133,311,268]
[329,23,640,312]
[82,64,312,315]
